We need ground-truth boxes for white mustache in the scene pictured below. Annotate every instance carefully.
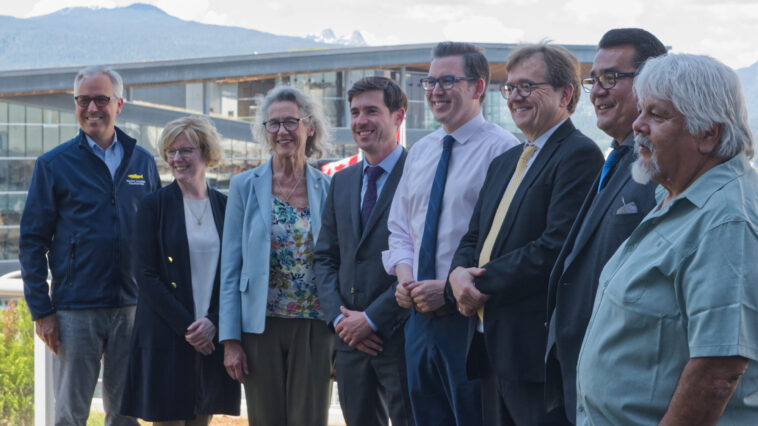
[634,134,655,154]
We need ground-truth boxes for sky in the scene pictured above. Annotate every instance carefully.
[1,0,757,69]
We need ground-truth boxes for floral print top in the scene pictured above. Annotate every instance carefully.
[267,196,323,319]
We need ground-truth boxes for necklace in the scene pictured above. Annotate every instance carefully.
[280,171,304,203]
[186,199,209,226]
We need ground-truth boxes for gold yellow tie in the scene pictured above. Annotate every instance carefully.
[477,144,537,322]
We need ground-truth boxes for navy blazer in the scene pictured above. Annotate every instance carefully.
[448,119,604,382]
[121,181,240,421]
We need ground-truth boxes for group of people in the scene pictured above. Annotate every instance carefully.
[19,26,758,426]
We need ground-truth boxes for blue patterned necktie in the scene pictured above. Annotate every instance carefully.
[417,135,455,281]
[360,165,384,230]
[597,148,623,193]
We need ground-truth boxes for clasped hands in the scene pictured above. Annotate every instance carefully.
[336,306,384,356]
[448,266,489,316]
[185,317,216,356]
[395,278,447,313]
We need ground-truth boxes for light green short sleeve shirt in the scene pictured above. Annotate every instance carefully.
[576,153,758,425]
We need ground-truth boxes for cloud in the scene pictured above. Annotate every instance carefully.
[360,30,403,47]
[27,0,120,17]
[443,16,524,43]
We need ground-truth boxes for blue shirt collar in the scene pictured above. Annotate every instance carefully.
[362,143,403,175]
[85,131,120,153]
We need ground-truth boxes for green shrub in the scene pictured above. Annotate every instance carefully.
[0,299,34,426]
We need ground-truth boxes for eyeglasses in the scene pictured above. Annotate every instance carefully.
[165,147,198,158]
[581,71,637,93]
[263,116,310,133]
[500,81,551,99]
[420,75,476,91]
[74,95,118,108]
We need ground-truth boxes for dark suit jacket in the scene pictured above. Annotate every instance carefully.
[544,132,657,421]
[121,182,240,421]
[314,149,409,352]
[448,119,604,383]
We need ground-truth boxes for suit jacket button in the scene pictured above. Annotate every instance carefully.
[350,287,355,294]
[171,282,177,288]
[561,282,569,286]
[168,256,173,263]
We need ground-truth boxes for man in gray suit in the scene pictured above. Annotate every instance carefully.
[314,76,414,426]
[544,28,666,423]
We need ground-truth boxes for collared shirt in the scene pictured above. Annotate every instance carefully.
[382,112,520,280]
[334,142,405,331]
[360,142,404,208]
[86,133,123,180]
[474,118,565,332]
[575,153,758,425]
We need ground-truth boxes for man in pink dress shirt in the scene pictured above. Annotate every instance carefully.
[382,41,519,426]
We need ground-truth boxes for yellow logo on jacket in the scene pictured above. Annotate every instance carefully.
[126,173,146,186]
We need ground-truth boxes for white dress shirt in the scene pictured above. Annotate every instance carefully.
[382,113,519,280]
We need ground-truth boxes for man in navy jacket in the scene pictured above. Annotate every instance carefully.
[19,65,160,426]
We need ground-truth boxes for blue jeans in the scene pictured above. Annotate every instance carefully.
[54,307,138,426]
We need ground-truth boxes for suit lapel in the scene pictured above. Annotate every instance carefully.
[166,182,193,303]
[495,120,574,249]
[306,165,325,242]
[347,165,363,244]
[358,149,407,247]
[253,159,273,236]
[569,150,634,259]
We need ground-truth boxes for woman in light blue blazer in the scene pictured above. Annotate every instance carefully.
[219,86,333,425]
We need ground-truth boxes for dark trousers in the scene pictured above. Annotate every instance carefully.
[335,331,414,426]
[404,310,481,426]
[474,335,571,426]
[240,317,333,426]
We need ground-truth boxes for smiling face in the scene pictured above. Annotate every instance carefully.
[75,73,124,147]
[425,55,483,133]
[590,46,639,142]
[506,55,571,141]
[266,100,313,161]
[350,90,404,164]
[166,132,206,185]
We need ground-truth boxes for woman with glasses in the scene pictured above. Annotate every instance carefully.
[121,116,240,425]
[219,86,333,425]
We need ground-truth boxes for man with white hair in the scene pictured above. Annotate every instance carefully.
[20,65,160,425]
[575,53,758,425]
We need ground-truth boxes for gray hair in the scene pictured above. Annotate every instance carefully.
[74,65,124,100]
[253,85,331,159]
[634,53,753,159]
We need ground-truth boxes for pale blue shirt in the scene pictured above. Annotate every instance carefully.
[576,153,758,425]
[334,142,405,331]
[86,133,123,180]
[360,143,404,208]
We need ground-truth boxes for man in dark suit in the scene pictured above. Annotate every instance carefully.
[314,76,414,426]
[544,29,666,424]
[447,43,604,425]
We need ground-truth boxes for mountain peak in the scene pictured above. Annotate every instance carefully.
[307,28,366,47]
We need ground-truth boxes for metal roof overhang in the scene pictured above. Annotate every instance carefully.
[0,43,598,97]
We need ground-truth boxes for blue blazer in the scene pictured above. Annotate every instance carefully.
[219,157,330,341]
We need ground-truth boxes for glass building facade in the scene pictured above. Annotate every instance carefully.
[0,60,608,269]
